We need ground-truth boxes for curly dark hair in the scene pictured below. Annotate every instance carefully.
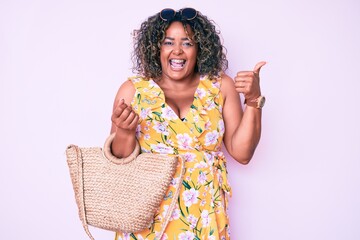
[131,8,228,80]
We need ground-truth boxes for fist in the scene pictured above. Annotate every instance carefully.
[234,61,266,101]
[111,99,139,133]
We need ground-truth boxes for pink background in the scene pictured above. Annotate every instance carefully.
[1,0,359,239]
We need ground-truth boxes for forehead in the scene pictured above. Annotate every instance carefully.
[165,21,194,37]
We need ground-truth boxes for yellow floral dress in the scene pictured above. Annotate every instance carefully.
[115,75,232,240]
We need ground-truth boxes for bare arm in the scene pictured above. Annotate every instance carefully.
[222,62,266,164]
[110,80,139,158]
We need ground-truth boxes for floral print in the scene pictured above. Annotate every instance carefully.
[115,76,231,240]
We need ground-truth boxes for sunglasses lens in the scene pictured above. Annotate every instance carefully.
[181,8,197,20]
[160,8,175,21]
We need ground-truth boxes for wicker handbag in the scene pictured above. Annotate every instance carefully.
[66,133,184,240]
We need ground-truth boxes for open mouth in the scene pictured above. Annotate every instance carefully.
[170,59,186,70]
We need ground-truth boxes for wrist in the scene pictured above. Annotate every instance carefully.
[112,131,137,158]
[244,95,266,109]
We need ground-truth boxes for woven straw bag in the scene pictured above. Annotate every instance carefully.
[66,133,184,240]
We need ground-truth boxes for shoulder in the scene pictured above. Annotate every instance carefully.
[113,78,137,106]
[219,73,234,86]
[118,78,136,94]
[219,73,236,98]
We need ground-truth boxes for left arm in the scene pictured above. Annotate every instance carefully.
[221,61,266,164]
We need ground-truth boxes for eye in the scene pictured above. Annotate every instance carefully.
[183,41,194,47]
[162,41,173,46]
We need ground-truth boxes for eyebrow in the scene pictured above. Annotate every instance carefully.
[164,37,191,41]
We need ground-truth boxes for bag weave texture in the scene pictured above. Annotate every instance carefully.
[66,134,181,240]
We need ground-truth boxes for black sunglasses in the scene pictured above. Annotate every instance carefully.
[160,8,198,21]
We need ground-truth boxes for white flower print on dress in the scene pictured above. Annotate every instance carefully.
[204,152,215,166]
[154,232,168,240]
[212,81,221,89]
[194,161,208,169]
[181,152,197,162]
[176,133,193,150]
[178,231,195,240]
[205,130,219,146]
[165,139,174,146]
[217,169,224,186]
[140,107,152,119]
[140,147,150,153]
[122,233,131,240]
[170,176,180,186]
[204,120,212,130]
[186,214,198,229]
[205,99,216,111]
[218,119,225,136]
[182,188,199,207]
[149,80,159,88]
[151,90,159,96]
[153,121,169,135]
[196,88,207,99]
[150,143,174,154]
[193,115,199,123]
[144,134,150,140]
[201,210,210,227]
[162,105,178,120]
[171,208,181,220]
[198,171,207,184]
[161,205,169,218]
[162,205,180,221]
[132,77,141,83]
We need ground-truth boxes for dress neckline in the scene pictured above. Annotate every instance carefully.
[149,78,202,121]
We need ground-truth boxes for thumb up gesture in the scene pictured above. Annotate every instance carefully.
[234,61,266,101]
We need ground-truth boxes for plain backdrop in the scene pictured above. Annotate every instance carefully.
[1,0,359,239]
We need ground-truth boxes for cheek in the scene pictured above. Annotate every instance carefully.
[160,50,168,61]
[188,49,198,62]
[160,48,171,58]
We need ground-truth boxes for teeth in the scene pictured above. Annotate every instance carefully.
[170,59,185,69]
[170,59,185,64]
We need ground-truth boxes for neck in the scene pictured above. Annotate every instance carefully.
[159,72,199,90]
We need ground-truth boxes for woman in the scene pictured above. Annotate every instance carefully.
[110,8,266,240]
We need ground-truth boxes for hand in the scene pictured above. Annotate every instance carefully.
[234,61,266,101]
[111,99,139,134]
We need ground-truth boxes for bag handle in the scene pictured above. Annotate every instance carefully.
[67,144,96,240]
[156,156,185,240]
[102,133,141,164]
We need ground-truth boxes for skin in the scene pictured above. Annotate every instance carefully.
[156,22,199,119]
[111,21,266,164]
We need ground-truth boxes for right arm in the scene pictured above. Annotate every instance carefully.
[110,80,139,158]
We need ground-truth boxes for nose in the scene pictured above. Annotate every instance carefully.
[173,44,183,55]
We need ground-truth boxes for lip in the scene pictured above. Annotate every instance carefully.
[169,59,186,70]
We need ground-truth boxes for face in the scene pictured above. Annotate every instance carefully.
[160,21,198,81]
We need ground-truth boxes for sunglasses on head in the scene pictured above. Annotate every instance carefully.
[160,8,198,21]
